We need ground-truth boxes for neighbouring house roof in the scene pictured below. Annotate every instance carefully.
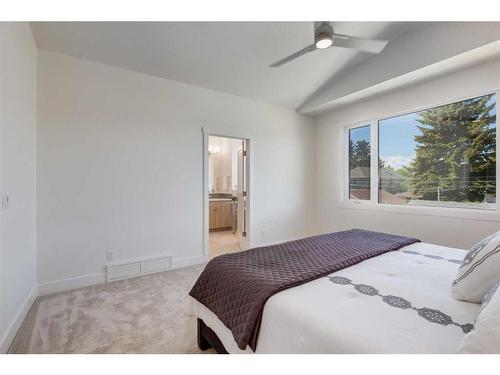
[350,167,406,181]
[350,167,370,179]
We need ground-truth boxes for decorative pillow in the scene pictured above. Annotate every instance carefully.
[452,231,500,303]
[457,283,500,353]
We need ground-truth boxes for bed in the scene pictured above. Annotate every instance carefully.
[188,231,480,354]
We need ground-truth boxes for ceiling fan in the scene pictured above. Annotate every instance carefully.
[269,22,389,68]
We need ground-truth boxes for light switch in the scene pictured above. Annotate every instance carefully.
[1,193,9,210]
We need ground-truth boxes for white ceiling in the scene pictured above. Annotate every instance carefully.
[30,22,427,110]
[300,22,500,114]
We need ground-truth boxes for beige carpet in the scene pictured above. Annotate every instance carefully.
[9,264,216,354]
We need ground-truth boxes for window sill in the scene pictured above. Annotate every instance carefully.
[339,200,500,223]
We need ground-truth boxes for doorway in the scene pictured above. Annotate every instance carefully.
[204,134,249,260]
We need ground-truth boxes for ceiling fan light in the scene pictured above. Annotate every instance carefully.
[315,36,333,49]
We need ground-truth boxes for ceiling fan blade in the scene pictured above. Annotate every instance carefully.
[333,34,388,54]
[269,44,316,67]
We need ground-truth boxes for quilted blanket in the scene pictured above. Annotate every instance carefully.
[189,229,420,351]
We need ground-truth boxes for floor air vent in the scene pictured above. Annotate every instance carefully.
[106,254,172,282]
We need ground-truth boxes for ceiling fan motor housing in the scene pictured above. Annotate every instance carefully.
[314,22,334,49]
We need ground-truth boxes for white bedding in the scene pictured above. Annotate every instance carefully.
[189,242,480,353]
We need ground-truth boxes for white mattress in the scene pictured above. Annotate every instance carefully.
[189,242,480,353]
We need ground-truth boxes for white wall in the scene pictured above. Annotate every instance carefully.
[315,58,500,250]
[36,50,316,294]
[0,23,37,352]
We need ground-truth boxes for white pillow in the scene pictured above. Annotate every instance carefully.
[452,231,500,303]
[457,283,500,353]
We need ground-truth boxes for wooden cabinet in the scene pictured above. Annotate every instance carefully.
[209,200,232,230]
[219,201,231,228]
[209,203,218,230]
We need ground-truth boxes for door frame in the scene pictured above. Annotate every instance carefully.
[202,127,251,261]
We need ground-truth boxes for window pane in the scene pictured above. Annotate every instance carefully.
[349,125,371,200]
[378,93,496,210]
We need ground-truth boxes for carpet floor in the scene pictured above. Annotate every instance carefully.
[9,264,215,354]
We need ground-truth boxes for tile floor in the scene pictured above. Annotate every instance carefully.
[209,230,241,259]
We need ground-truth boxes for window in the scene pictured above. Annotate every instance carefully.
[349,125,371,200]
[346,93,497,211]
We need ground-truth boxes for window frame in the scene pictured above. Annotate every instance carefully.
[346,124,373,201]
[342,89,500,222]
[344,121,378,204]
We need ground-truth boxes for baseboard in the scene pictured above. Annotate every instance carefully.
[37,272,106,296]
[173,254,206,268]
[0,286,37,353]
[37,254,207,296]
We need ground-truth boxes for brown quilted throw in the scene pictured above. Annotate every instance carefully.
[189,229,420,351]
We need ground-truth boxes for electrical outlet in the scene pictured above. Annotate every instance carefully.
[106,251,115,262]
[1,193,9,210]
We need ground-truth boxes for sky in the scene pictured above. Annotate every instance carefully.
[349,125,370,144]
[379,112,420,169]
[349,115,420,170]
